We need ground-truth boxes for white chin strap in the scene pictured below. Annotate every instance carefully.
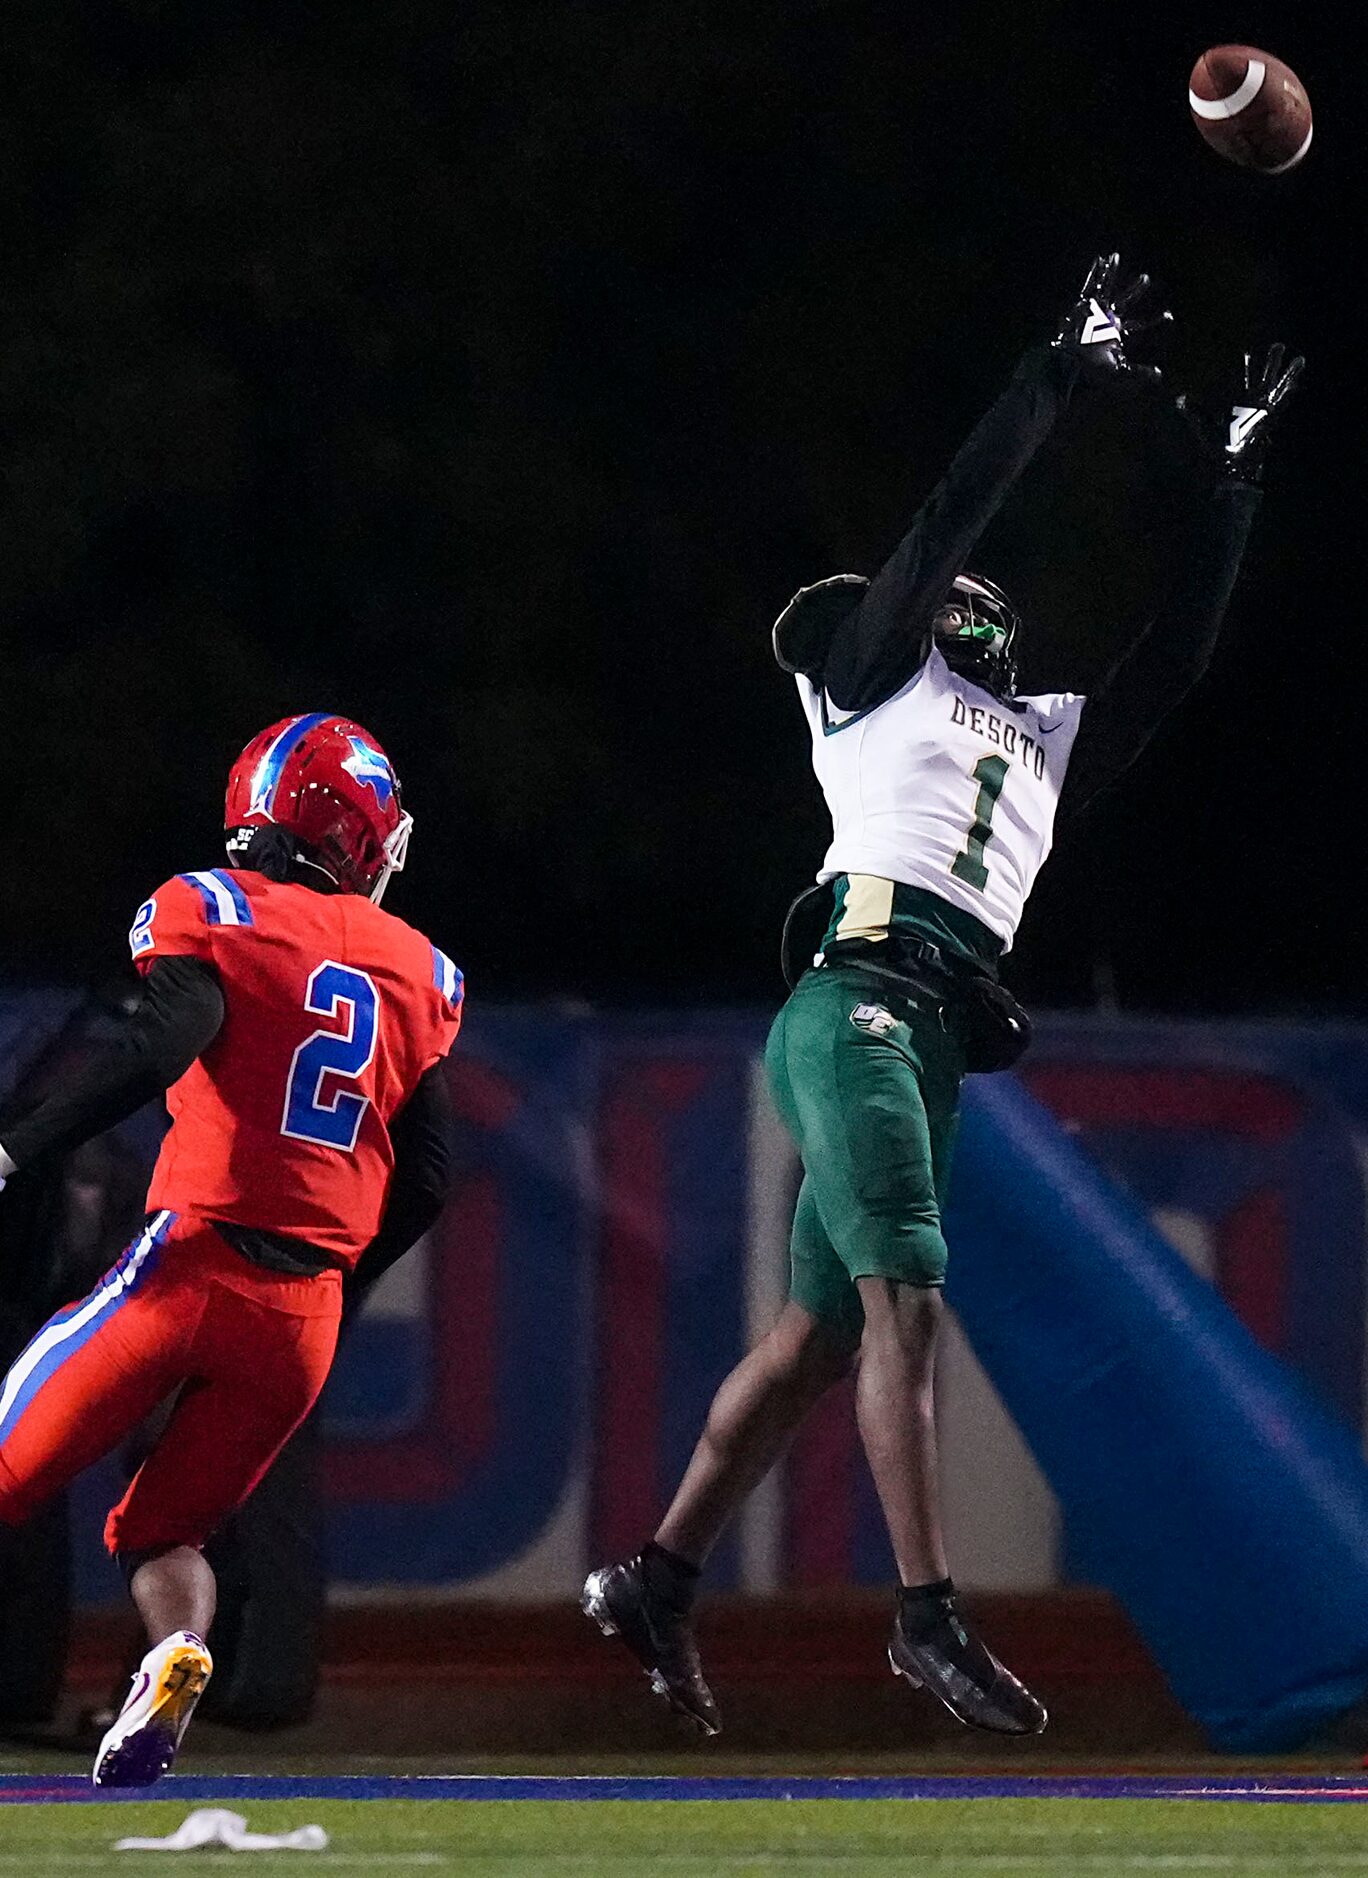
[370,811,413,906]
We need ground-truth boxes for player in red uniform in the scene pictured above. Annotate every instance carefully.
[0,714,462,1786]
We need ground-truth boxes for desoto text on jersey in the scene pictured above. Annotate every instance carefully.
[798,646,1085,949]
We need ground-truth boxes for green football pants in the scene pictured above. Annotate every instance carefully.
[764,965,965,1340]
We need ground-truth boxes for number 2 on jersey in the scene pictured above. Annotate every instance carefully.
[282,962,380,1151]
[951,754,1009,893]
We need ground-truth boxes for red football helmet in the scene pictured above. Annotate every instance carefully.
[223,714,412,903]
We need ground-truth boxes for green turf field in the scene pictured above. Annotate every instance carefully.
[3,1798,1368,1876]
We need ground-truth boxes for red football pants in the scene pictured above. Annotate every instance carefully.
[0,1211,341,1556]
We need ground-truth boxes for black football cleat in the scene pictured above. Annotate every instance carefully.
[889,1591,1047,1735]
[581,1556,721,1737]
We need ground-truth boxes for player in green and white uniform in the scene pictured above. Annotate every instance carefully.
[771,605,1083,1336]
[584,257,1302,1737]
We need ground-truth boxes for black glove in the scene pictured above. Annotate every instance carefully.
[1052,253,1171,385]
[1176,344,1305,486]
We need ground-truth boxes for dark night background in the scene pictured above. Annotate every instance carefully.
[1,2,1360,1013]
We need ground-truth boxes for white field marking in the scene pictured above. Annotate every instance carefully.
[60,1858,1366,1873]
[1268,120,1314,172]
[5,1857,1368,1874]
[1,1860,443,1871]
[0,1861,1350,1875]
[1189,57,1266,119]
[396,1861,1368,1873]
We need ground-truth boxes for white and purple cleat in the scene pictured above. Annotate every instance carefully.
[92,1630,214,1788]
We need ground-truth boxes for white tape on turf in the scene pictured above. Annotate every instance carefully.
[115,1808,328,1852]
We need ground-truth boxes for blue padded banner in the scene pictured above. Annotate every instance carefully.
[945,1073,1368,1752]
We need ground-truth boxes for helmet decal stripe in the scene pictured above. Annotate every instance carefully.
[246,712,332,820]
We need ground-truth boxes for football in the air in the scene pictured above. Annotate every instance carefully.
[1188,45,1312,173]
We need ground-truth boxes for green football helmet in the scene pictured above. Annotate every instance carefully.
[930,573,1020,698]
[772,569,1020,699]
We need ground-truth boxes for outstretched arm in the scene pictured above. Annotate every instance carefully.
[1062,344,1303,814]
[820,255,1168,713]
[0,957,224,1179]
[822,346,1079,711]
[1061,485,1260,811]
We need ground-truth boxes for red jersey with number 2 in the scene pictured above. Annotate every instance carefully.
[128,869,463,1266]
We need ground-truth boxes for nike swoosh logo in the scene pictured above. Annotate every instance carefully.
[1080,299,1121,346]
[1227,404,1267,452]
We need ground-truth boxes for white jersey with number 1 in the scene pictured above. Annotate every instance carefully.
[797,646,1086,950]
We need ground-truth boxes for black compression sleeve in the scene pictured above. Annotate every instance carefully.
[1061,480,1262,814]
[343,1062,454,1318]
[822,344,1081,713]
[0,956,224,1170]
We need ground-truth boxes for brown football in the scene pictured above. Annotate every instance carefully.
[1188,45,1312,173]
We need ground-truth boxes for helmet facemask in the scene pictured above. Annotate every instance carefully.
[931,573,1020,698]
[313,799,412,902]
[369,811,413,907]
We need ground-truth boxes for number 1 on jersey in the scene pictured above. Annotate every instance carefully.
[951,754,1009,893]
[282,962,380,1151]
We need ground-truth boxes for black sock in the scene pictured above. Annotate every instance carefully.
[898,1576,955,1630]
[640,1541,701,1610]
